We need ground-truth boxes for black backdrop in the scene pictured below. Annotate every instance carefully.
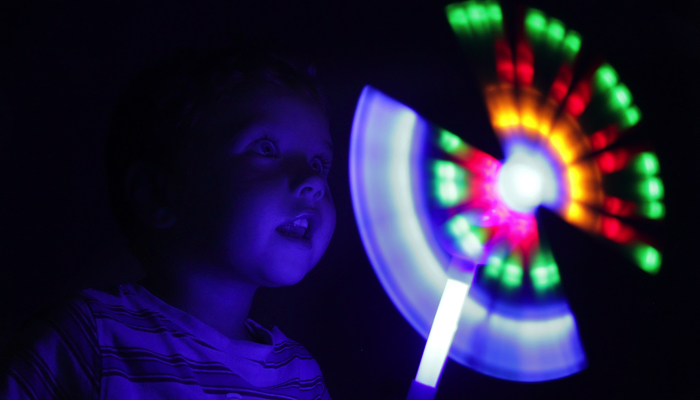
[1,0,699,399]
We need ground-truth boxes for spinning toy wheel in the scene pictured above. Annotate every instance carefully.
[349,0,665,395]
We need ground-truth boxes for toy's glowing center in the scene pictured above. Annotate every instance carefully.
[497,148,557,213]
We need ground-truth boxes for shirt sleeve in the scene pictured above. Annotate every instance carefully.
[320,385,332,400]
[0,293,101,400]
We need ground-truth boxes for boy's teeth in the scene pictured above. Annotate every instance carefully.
[292,218,309,228]
[277,218,309,239]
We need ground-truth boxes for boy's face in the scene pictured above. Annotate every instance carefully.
[171,83,336,287]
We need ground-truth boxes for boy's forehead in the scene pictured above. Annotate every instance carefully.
[194,83,331,150]
[247,87,327,128]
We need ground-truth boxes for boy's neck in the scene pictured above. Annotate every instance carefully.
[139,267,259,342]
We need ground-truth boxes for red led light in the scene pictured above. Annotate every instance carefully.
[601,216,635,244]
[463,150,499,178]
[597,152,615,173]
[605,197,622,214]
[603,196,636,217]
[564,80,591,117]
[596,148,630,174]
[515,40,534,86]
[549,64,573,103]
[589,125,620,151]
[495,39,515,83]
[601,216,619,239]
[589,131,607,150]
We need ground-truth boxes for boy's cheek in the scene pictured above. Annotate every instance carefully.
[319,203,337,246]
[328,202,337,235]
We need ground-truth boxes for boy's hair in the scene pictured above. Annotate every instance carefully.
[105,47,327,257]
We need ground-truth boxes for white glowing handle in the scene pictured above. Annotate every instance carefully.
[407,277,471,400]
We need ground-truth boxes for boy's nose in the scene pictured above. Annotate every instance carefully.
[294,175,326,202]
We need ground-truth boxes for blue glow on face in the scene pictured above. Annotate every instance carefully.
[350,86,586,382]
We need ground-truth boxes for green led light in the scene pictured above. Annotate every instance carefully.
[486,2,502,24]
[483,256,504,279]
[531,267,549,286]
[530,263,561,291]
[639,176,664,201]
[525,8,547,40]
[639,201,665,219]
[438,182,460,205]
[459,235,483,258]
[433,160,467,206]
[563,30,582,61]
[545,264,560,285]
[621,106,641,128]
[609,84,633,110]
[446,214,485,258]
[500,252,523,289]
[485,1,503,34]
[433,161,465,180]
[447,214,470,236]
[466,2,487,22]
[439,129,468,155]
[436,181,467,206]
[594,63,619,93]
[530,247,560,292]
[634,152,660,176]
[502,262,523,288]
[634,244,661,274]
[459,231,484,258]
[463,2,489,36]
[547,18,566,46]
[446,4,469,32]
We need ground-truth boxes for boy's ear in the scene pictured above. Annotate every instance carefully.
[126,162,177,229]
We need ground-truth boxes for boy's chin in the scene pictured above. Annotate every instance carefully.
[258,264,315,287]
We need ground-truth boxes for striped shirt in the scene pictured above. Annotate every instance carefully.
[0,284,330,399]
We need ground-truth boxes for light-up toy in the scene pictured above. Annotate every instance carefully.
[349,1,665,399]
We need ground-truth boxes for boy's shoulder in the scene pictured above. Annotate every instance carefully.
[0,288,102,399]
[0,284,127,372]
[8,287,100,346]
[2,284,331,399]
[78,283,152,317]
[96,284,328,390]
[90,283,331,398]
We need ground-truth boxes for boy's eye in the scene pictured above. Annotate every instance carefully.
[310,159,322,172]
[310,157,331,176]
[253,139,278,156]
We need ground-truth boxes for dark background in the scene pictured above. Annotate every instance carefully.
[1,0,699,399]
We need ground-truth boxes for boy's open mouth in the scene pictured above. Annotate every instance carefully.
[275,217,310,240]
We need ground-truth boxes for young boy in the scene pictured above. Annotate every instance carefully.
[0,48,336,399]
